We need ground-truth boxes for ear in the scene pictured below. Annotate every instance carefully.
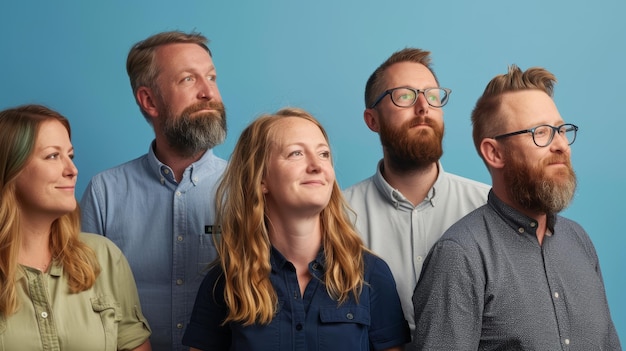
[364,108,380,133]
[480,138,505,170]
[260,179,268,194]
[136,86,159,119]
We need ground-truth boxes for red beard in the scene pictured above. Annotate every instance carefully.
[378,116,444,172]
[503,149,577,214]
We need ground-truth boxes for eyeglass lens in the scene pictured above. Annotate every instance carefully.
[391,88,447,107]
[534,125,576,146]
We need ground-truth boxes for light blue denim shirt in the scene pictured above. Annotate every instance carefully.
[80,142,227,351]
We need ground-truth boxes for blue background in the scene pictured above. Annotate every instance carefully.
[2,0,624,342]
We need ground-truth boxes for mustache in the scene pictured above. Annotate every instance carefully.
[183,101,224,115]
[544,155,571,166]
[405,116,436,129]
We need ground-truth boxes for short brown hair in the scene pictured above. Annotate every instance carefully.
[126,31,211,120]
[364,48,437,108]
[470,65,556,157]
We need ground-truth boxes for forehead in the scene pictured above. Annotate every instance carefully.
[154,43,214,73]
[273,117,326,145]
[35,120,70,146]
[499,90,562,129]
[384,61,437,88]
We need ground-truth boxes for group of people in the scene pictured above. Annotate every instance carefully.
[0,29,620,351]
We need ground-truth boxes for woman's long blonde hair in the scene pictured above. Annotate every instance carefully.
[215,107,366,325]
[0,105,100,316]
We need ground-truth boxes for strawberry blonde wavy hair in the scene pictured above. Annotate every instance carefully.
[215,107,366,325]
[0,105,100,316]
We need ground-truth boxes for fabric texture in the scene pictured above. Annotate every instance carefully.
[0,233,151,351]
[182,248,411,350]
[412,190,622,350]
[343,160,490,332]
[80,142,226,351]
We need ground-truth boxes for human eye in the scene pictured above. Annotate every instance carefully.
[426,90,441,103]
[207,74,217,82]
[320,150,331,159]
[180,75,195,84]
[46,152,60,160]
[394,89,416,102]
[288,150,303,157]
[533,126,550,139]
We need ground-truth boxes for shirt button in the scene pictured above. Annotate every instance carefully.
[416,256,423,262]
[346,312,354,320]
[176,279,184,285]
[177,235,184,242]
[176,191,182,197]
[554,292,559,299]
[518,227,525,233]
[564,338,570,345]
[41,311,48,318]
[295,323,303,331]
[163,168,170,175]
[177,323,184,329]
[530,222,537,228]
[312,263,319,270]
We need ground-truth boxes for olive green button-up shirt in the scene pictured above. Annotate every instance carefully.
[0,233,151,351]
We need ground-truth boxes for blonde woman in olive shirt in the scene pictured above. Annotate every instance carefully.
[0,105,151,350]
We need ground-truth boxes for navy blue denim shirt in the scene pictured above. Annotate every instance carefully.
[183,247,410,350]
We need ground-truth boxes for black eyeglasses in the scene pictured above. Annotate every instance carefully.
[369,87,451,109]
[493,123,578,147]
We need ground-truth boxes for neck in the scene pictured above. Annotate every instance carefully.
[267,215,322,266]
[153,137,207,182]
[381,158,439,206]
[19,219,53,272]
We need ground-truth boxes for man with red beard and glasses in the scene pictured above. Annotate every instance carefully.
[343,48,490,338]
[80,31,228,351]
[412,65,622,351]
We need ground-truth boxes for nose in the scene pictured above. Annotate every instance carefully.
[65,157,78,178]
[307,155,321,173]
[413,92,429,115]
[550,129,570,152]
[198,78,219,100]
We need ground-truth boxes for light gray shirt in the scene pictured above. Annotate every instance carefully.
[343,160,490,332]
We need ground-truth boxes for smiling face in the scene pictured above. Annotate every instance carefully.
[262,117,335,218]
[15,119,78,221]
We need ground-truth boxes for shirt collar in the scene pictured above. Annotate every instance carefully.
[146,140,217,186]
[270,246,326,277]
[372,159,444,209]
[487,190,556,236]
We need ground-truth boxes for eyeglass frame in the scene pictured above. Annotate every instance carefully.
[492,123,579,147]
[369,87,452,109]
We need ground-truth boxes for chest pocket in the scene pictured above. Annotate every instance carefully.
[91,295,121,351]
[318,305,371,349]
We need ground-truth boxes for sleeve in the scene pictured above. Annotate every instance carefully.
[367,255,411,350]
[182,266,231,350]
[108,243,152,350]
[411,239,484,351]
[80,177,106,235]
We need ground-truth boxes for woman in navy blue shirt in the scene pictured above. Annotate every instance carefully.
[183,108,410,350]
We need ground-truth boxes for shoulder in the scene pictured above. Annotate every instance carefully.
[441,171,491,191]
[362,251,394,278]
[79,232,123,261]
[88,155,148,183]
[343,176,375,198]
